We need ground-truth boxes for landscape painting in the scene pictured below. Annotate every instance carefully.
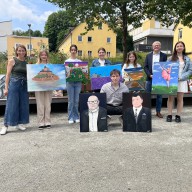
[65,62,89,84]
[27,64,66,92]
[124,67,145,91]
[152,61,179,95]
[90,64,122,90]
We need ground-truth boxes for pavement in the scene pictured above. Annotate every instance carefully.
[0,107,192,192]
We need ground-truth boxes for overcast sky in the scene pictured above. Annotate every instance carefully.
[0,0,60,32]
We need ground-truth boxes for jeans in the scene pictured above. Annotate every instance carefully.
[4,76,29,126]
[66,82,82,121]
[107,105,123,115]
[145,81,162,112]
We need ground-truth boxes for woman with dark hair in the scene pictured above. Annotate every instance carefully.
[92,47,111,67]
[0,45,29,135]
[167,41,192,123]
[122,51,141,79]
[65,44,82,124]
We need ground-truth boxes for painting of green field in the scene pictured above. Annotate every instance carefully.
[152,85,177,95]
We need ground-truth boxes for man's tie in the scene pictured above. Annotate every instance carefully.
[134,109,137,122]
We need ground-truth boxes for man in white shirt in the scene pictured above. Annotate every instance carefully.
[80,95,107,132]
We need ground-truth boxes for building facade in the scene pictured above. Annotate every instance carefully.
[129,19,174,54]
[173,23,192,59]
[58,22,116,58]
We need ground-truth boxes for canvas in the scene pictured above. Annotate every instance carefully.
[90,64,122,90]
[123,92,151,132]
[79,93,107,132]
[0,74,6,99]
[124,67,145,91]
[27,64,66,92]
[65,62,89,84]
[152,61,179,95]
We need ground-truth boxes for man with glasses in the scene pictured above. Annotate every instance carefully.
[100,69,129,125]
[80,95,107,132]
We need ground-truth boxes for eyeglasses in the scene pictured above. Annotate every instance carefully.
[87,100,98,104]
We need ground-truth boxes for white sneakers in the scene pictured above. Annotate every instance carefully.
[0,124,26,135]
[68,119,80,124]
[17,124,26,131]
[75,119,80,123]
[0,126,8,135]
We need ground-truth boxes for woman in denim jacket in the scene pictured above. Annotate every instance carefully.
[92,47,111,67]
[167,41,192,123]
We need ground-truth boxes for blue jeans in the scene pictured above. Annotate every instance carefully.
[145,81,162,112]
[66,82,82,121]
[4,76,29,126]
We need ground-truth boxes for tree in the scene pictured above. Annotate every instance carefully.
[43,10,76,52]
[144,0,192,27]
[13,30,43,37]
[46,0,147,62]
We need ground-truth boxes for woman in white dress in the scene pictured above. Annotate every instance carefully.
[167,41,192,123]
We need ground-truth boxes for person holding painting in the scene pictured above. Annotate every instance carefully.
[0,45,29,135]
[65,44,82,124]
[92,47,112,67]
[144,41,167,118]
[35,50,52,130]
[166,41,192,123]
[122,51,141,78]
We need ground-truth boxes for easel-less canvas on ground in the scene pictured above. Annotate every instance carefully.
[123,92,151,132]
[152,61,179,95]
[27,64,66,92]
[90,64,122,90]
[79,93,107,132]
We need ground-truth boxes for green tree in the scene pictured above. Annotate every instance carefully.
[46,0,147,62]
[43,10,76,52]
[13,29,43,37]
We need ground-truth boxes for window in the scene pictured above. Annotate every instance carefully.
[107,37,111,43]
[78,35,82,42]
[27,44,33,50]
[178,29,182,39]
[107,52,111,57]
[15,43,21,48]
[88,51,92,57]
[78,50,82,56]
[88,36,92,42]
[98,23,102,30]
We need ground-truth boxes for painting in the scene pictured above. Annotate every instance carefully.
[27,64,66,92]
[123,92,151,132]
[90,64,122,90]
[0,74,6,99]
[123,67,145,91]
[152,61,179,95]
[79,93,107,132]
[65,62,89,84]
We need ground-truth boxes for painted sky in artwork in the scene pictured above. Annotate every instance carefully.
[152,61,179,86]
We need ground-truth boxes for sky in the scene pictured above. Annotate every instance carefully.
[0,0,60,32]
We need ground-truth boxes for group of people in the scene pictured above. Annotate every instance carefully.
[0,40,192,135]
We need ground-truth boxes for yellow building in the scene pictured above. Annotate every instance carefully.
[58,22,116,58]
[0,35,48,60]
[129,18,174,53]
[173,23,192,59]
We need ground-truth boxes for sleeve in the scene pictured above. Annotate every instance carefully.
[144,55,151,78]
[180,58,192,81]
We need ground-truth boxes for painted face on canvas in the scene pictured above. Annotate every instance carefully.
[87,95,99,111]
[132,96,143,108]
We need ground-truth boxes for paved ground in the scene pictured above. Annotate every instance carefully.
[0,107,192,192]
